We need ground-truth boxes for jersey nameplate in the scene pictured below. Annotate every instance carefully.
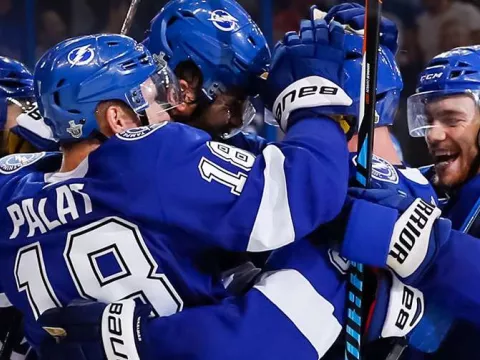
[0,152,46,174]
[116,122,168,141]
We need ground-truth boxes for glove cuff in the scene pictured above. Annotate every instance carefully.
[272,76,352,131]
[101,300,141,360]
[341,199,398,267]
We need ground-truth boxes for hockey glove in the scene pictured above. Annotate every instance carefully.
[324,3,399,54]
[38,299,152,360]
[340,188,451,286]
[263,6,353,132]
[6,101,58,154]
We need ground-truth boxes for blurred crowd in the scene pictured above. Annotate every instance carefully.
[1,0,480,166]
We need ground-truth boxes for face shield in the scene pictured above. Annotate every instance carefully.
[221,98,257,139]
[407,89,480,137]
[127,63,182,125]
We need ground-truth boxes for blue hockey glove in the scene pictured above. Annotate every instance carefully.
[38,299,152,360]
[340,188,451,286]
[263,6,353,131]
[324,3,399,54]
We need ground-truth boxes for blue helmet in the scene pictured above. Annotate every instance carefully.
[343,32,403,129]
[35,34,180,142]
[0,56,34,128]
[407,46,480,137]
[143,0,270,102]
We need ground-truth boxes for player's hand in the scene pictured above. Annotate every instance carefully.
[263,6,353,131]
[365,271,424,343]
[340,188,450,286]
[324,3,399,54]
[6,101,58,154]
[38,299,152,360]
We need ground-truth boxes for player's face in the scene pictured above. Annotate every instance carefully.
[174,89,248,137]
[425,94,480,188]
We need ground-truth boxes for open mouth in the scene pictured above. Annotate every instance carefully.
[433,152,459,169]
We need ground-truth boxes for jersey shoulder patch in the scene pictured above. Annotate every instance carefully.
[116,122,168,141]
[371,155,399,184]
[0,152,46,174]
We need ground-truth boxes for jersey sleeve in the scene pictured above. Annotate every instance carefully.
[416,229,480,326]
[141,242,344,360]
[156,117,349,252]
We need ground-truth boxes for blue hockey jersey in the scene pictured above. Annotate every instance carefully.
[111,154,438,360]
[0,117,349,350]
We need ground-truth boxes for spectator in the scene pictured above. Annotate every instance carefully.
[36,9,68,60]
[417,0,480,63]
[439,18,474,53]
[0,0,24,60]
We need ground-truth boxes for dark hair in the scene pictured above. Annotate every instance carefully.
[174,60,203,99]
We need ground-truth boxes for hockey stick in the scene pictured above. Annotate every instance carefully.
[120,0,142,35]
[345,1,382,359]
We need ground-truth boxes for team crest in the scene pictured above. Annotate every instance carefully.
[67,45,95,67]
[66,120,83,138]
[209,10,240,32]
[0,152,46,174]
[371,155,399,184]
[116,122,168,141]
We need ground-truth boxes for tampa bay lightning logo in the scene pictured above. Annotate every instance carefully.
[67,45,95,67]
[209,10,239,32]
[116,122,168,141]
[371,154,399,184]
[0,152,46,174]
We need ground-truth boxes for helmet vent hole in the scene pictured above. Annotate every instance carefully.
[6,72,18,79]
[247,36,256,46]
[53,91,61,107]
[346,52,362,61]
[179,10,194,18]
[449,70,462,79]
[138,54,150,64]
[465,70,477,75]
[167,16,179,27]
[67,109,81,114]
[377,92,387,101]
[0,80,21,87]
[107,41,119,47]
[56,79,66,88]
[121,60,136,70]
[457,61,470,67]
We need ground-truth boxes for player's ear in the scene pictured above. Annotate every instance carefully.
[176,79,196,113]
[102,102,140,136]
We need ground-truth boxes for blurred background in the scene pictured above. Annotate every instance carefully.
[2,0,480,166]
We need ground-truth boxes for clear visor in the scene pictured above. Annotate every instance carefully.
[133,64,182,124]
[407,89,480,137]
[221,98,257,139]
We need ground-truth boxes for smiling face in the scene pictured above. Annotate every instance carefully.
[425,94,480,188]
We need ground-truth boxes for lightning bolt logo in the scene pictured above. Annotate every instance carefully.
[67,45,95,67]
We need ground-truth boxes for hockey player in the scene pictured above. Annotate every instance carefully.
[143,0,270,145]
[0,19,354,359]
[404,45,480,358]
[34,12,439,360]
[0,57,38,155]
